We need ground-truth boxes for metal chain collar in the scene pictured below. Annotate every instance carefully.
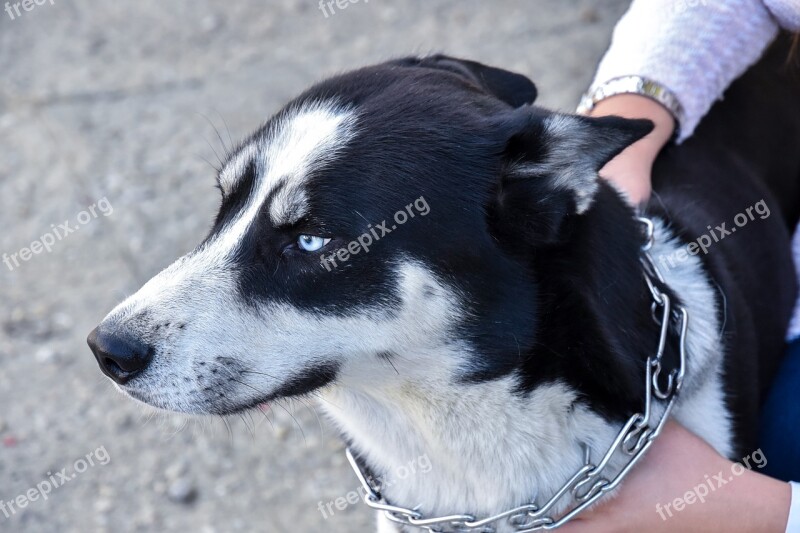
[345,217,689,532]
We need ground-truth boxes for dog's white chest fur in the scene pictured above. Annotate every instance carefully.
[322,379,620,533]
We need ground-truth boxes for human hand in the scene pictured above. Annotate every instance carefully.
[585,94,676,206]
[558,421,791,533]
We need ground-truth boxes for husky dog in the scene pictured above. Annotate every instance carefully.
[89,37,800,531]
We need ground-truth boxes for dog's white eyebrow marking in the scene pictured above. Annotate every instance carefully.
[212,101,357,259]
[218,143,259,195]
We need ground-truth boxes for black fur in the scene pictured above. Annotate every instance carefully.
[647,34,800,454]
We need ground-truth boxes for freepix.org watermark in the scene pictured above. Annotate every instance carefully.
[4,0,55,20]
[3,197,113,272]
[317,453,432,519]
[1,446,111,520]
[655,448,768,521]
[318,0,369,18]
[319,196,430,272]
[656,198,770,271]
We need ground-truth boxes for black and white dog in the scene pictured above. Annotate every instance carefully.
[88,35,800,531]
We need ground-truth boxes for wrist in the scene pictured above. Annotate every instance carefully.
[588,94,675,151]
[583,94,675,205]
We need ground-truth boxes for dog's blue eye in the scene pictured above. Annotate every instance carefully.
[297,235,330,252]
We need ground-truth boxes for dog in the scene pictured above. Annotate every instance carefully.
[88,35,800,532]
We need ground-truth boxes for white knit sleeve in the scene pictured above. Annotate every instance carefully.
[766,0,800,30]
[591,0,782,142]
[787,482,800,533]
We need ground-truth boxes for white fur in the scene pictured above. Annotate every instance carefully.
[648,217,732,457]
[217,142,258,195]
[323,379,619,533]
[218,101,357,231]
[513,115,600,214]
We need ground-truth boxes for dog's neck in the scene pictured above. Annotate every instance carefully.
[319,361,619,529]
[316,198,648,527]
[317,204,729,531]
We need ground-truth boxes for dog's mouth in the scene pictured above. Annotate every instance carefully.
[110,359,340,417]
[120,384,271,416]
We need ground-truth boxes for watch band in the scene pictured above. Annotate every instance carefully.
[577,75,684,135]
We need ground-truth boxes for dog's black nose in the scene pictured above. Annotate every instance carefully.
[87,326,153,385]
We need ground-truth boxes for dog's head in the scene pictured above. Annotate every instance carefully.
[88,56,651,415]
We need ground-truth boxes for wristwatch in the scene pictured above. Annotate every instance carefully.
[577,75,684,136]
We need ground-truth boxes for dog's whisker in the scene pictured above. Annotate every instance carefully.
[226,377,305,441]
[295,395,326,447]
[197,111,230,163]
[273,398,307,445]
[240,368,281,381]
[210,363,321,440]
[214,108,235,154]
[203,136,225,170]
[353,209,369,225]
[383,356,400,376]
[239,368,326,403]
[195,152,221,174]
[221,415,234,442]
[246,410,261,437]
[236,412,254,439]
[256,404,276,432]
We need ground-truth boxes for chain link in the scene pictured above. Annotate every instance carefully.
[346,217,688,532]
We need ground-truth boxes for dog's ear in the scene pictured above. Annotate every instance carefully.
[489,111,653,245]
[402,54,537,108]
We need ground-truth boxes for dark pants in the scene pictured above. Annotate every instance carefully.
[758,338,800,482]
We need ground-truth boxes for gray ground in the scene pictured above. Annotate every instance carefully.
[0,1,629,531]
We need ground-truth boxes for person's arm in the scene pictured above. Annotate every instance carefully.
[586,0,782,143]
[586,94,674,205]
[579,0,789,205]
[558,421,793,533]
